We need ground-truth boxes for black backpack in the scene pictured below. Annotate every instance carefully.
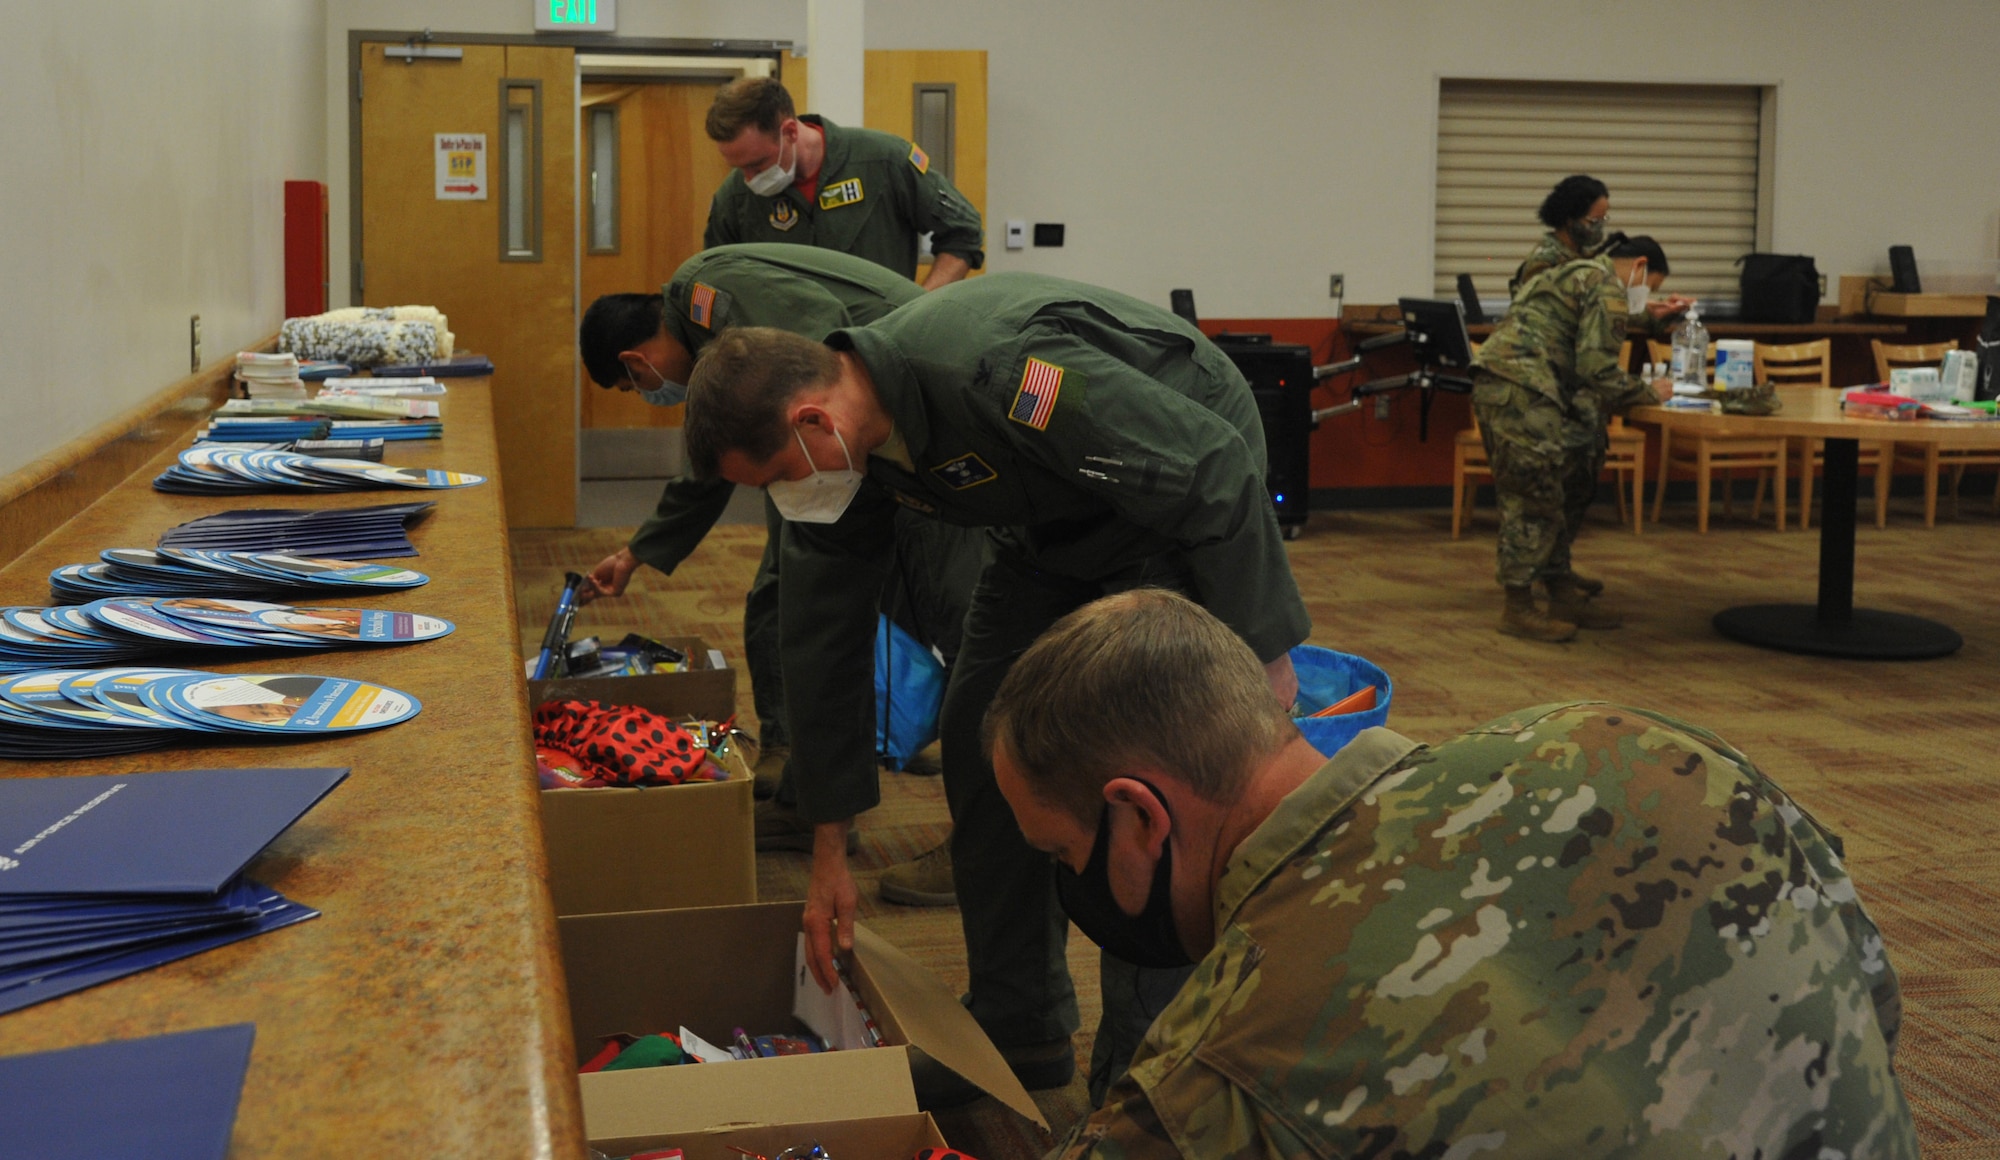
[1976,295,2000,402]
[1737,253,1821,324]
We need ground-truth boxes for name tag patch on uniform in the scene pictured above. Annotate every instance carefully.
[890,491,938,514]
[931,453,997,491]
[908,143,930,174]
[687,282,729,329]
[768,201,799,231]
[1008,358,1066,431]
[818,178,864,211]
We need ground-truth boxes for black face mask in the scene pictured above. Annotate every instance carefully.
[1053,782,1193,969]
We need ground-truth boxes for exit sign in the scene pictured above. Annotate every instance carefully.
[535,0,616,32]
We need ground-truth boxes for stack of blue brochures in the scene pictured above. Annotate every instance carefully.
[0,598,453,672]
[0,669,422,759]
[51,549,429,604]
[156,502,434,559]
[0,1024,256,1160]
[0,767,346,1014]
[154,448,483,495]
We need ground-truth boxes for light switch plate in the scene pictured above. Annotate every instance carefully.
[1005,220,1027,251]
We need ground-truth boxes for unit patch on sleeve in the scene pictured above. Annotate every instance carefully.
[931,452,997,491]
[1008,358,1069,431]
[909,143,930,174]
[768,200,799,231]
[687,282,731,330]
[818,178,865,211]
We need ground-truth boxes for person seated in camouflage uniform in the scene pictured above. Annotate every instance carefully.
[1471,236,1676,641]
[989,589,1916,1160]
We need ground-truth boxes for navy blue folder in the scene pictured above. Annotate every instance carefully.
[0,767,347,896]
[0,1023,255,1160]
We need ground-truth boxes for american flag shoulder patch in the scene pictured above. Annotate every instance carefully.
[1008,357,1066,431]
[687,283,733,329]
[688,282,718,328]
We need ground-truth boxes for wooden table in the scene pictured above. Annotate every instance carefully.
[0,382,587,1157]
[1631,385,2000,659]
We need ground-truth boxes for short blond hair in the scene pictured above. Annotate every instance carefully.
[985,590,1299,825]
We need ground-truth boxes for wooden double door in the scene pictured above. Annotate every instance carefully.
[358,41,984,526]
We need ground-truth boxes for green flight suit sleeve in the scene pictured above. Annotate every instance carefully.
[712,274,862,337]
[777,484,900,824]
[703,186,740,249]
[1575,272,1656,415]
[905,158,985,268]
[624,476,738,575]
[1000,333,1308,664]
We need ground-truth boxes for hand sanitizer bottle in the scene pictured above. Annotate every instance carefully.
[1671,307,1710,388]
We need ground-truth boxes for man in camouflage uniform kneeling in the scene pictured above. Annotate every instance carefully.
[1470,236,1675,641]
[989,589,1917,1160]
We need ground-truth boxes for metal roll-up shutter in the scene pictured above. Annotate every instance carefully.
[1436,79,1764,309]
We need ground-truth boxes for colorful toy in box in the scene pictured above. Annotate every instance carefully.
[532,702,736,788]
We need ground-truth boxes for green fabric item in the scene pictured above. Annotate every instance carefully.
[599,1033,687,1071]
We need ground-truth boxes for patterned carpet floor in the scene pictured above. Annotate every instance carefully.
[514,491,2000,1159]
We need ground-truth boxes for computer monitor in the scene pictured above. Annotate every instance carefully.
[1395,297,1476,372]
[1454,274,1488,325]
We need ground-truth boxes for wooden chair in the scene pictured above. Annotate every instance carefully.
[1758,341,1892,530]
[1451,340,1490,538]
[1452,415,1492,538]
[1876,339,1998,525]
[1604,340,1643,533]
[1647,341,1786,532]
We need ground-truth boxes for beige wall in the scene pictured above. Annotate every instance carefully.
[866,0,2000,317]
[0,2,326,478]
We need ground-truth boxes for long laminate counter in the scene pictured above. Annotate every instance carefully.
[0,381,586,1157]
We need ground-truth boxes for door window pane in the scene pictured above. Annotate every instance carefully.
[588,106,620,253]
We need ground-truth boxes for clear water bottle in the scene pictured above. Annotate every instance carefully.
[1671,307,1709,388]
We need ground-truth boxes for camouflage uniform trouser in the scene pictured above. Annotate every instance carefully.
[1472,375,1602,589]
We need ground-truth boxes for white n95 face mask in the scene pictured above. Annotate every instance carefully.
[745,130,797,197]
[1625,268,1651,316]
[767,426,863,524]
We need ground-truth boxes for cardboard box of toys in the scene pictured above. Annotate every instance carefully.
[562,901,1047,1149]
[531,635,755,917]
[596,1112,951,1160]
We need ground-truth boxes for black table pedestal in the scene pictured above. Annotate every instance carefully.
[1710,436,1963,659]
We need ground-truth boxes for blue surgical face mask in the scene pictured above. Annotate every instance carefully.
[628,353,686,407]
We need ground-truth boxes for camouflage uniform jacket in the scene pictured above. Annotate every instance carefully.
[1055,703,1917,1160]
[1512,230,1674,342]
[1508,230,1584,298]
[1472,257,1655,448]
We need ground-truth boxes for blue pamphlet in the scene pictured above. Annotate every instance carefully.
[0,1023,255,1160]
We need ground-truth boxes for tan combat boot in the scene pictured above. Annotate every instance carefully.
[1546,576,1623,630]
[879,838,958,907]
[1501,585,1578,642]
[1567,570,1605,597]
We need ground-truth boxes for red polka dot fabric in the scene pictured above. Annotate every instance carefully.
[532,700,715,787]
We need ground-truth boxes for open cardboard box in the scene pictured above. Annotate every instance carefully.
[563,901,1047,1144]
[594,1111,950,1159]
[533,635,755,916]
